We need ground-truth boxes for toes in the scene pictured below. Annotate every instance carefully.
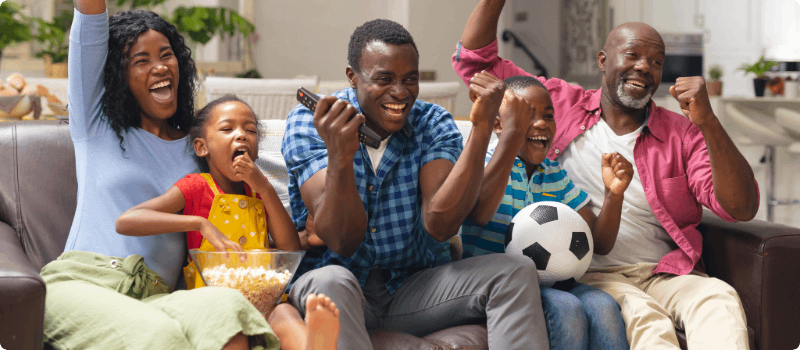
[327,301,338,312]
[306,293,320,311]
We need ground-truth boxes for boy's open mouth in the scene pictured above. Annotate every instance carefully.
[527,135,549,150]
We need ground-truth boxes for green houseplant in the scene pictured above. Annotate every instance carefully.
[707,65,723,96]
[33,10,73,78]
[738,56,777,97]
[0,1,32,66]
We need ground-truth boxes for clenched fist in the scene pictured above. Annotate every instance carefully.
[602,152,634,196]
[468,71,506,127]
[669,77,716,127]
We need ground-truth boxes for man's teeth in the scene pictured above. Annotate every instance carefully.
[149,81,170,90]
[384,104,405,110]
[528,136,548,141]
[627,80,645,88]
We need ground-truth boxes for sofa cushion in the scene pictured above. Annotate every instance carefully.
[0,121,75,271]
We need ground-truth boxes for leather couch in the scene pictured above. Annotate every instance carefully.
[1,120,799,350]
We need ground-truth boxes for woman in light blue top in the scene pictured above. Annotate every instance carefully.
[40,1,278,349]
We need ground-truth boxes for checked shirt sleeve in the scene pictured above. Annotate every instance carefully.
[420,106,463,167]
[281,105,329,230]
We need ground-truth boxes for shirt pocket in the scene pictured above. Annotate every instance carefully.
[655,174,700,227]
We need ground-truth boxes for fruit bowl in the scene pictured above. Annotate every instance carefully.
[189,249,305,314]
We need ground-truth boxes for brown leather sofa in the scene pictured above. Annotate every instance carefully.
[1,120,799,350]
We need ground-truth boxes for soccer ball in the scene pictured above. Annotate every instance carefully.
[504,202,593,288]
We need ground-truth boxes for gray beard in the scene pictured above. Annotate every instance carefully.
[616,80,652,109]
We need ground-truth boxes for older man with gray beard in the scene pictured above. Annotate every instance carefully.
[453,1,760,349]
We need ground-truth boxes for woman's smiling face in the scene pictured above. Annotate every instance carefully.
[125,29,180,123]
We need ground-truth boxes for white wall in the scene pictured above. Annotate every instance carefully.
[251,1,377,82]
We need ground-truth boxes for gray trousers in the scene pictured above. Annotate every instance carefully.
[289,253,549,350]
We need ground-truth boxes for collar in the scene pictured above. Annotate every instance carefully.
[585,88,665,143]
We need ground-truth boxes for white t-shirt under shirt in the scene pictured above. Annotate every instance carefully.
[560,117,678,268]
[366,136,391,174]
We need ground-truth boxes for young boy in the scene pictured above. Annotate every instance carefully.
[461,75,634,350]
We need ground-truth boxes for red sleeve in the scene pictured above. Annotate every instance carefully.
[452,39,536,85]
[174,173,208,249]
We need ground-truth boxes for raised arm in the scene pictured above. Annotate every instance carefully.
[671,77,759,221]
[421,72,506,241]
[69,0,109,141]
[115,186,243,252]
[453,0,532,86]
[299,97,368,257]
[469,90,536,226]
[460,0,505,50]
[75,0,105,14]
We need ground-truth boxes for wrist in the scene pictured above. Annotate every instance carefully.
[604,190,624,202]
[696,113,721,130]
[193,216,209,232]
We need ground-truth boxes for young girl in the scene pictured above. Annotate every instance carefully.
[117,94,339,350]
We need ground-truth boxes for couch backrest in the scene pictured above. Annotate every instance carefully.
[0,121,76,271]
[0,118,483,271]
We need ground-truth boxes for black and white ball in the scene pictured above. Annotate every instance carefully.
[504,202,593,288]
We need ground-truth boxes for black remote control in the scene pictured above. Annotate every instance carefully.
[297,87,382,149]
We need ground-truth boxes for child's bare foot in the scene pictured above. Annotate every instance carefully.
[305,293,339,350]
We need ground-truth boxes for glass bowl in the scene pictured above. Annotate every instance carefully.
[188,249,305,314]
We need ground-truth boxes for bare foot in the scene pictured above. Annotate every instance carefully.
[305,293,339,350]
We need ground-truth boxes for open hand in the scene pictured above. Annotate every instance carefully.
[601,152,634,196]
[233,152,271,193]
[312,96,365,162]
[468,71,506,127]
[498,89,535,136]
[669,77,716,127]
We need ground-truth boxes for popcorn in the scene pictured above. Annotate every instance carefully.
[201,265,293,313]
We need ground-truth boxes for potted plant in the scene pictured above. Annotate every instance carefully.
[0,1,32,67]
[738,56,777,97]
[33,10,73,78]
[707,65,723,96]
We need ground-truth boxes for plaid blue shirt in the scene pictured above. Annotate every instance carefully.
[282,88,463,294]
[460,147,589,258]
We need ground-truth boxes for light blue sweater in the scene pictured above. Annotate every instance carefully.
[64,10,199,290]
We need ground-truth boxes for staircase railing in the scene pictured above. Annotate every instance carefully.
[501,30,549,79]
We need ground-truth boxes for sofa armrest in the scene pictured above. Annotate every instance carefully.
[0,221,45,350]
[698,212,800,350]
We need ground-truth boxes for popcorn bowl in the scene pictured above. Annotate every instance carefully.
[188,249,305,314]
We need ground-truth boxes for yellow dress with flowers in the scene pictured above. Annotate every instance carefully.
[183,173,269,289]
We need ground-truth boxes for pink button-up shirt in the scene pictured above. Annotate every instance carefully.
[452,40,758,275]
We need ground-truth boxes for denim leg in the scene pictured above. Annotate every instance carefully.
[541,286,588,350]
[570,282,630,350]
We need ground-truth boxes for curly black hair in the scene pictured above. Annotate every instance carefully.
[104,10,196,151]
[189,94,261,172]
[347,19,419,73]
[504,75,548,95]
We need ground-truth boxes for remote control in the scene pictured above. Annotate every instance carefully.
[297,87,382,149]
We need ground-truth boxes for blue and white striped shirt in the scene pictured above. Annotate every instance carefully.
[282,88,463,294]
[460,147,589,258]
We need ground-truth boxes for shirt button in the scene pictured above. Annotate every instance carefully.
[369,185,375,191]
[239,236,247,245]
[594,110,600,115]
[580,125,586,130]
[371,227,377,233]
[239,201,247,209]
[554,149,560,154]
[517,162,524,167]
